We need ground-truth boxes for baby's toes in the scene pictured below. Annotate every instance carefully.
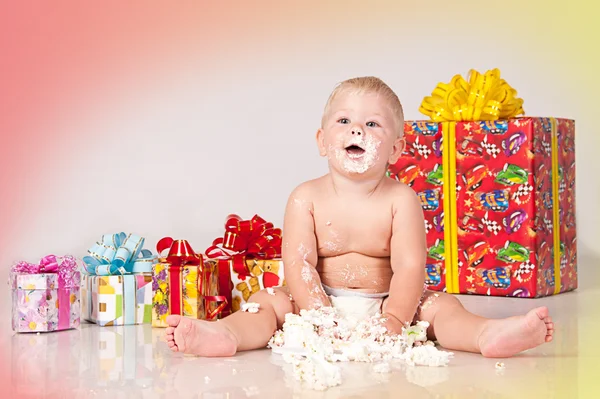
[545,325,554,342]
[167,340,179,351]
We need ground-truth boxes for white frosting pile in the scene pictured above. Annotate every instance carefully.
[403,344,453,367]
[268,307,453,391]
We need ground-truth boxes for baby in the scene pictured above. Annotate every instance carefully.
[165,77,554,358]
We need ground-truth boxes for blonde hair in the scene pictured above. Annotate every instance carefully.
[321,76,405,136]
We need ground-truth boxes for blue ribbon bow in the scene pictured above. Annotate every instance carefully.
[83,233,156,276]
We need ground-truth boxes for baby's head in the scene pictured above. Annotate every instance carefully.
[317,76,406,177]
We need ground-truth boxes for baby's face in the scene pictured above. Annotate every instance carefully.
[317,91,404,177]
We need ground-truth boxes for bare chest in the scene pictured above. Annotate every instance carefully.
[313,199,393,257]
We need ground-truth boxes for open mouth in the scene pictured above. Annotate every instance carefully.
[345,144,365,157]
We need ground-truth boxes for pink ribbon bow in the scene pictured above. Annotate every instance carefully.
[11,255,79,288]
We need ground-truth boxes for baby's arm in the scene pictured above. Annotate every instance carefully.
[384,185,428,331]
[281,183,331,310]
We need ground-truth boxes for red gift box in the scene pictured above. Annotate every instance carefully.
[205,214,284,316]
[388,70,576,297]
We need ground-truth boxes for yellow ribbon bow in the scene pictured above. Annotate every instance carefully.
[419,68,525,122]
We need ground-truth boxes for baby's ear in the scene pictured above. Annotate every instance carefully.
[388,136,406,164]
[316,128,327,157]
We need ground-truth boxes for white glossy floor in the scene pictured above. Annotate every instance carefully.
[3,257,600,399]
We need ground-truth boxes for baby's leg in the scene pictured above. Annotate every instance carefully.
[165,287,295,357]
[413,291,554,358]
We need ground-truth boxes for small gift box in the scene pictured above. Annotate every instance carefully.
[387,68,576,298]
[152,237,220,327]
[10,255,81,333]
[152,238,228,327]
[205,214,286,315]
[81,233,156,326]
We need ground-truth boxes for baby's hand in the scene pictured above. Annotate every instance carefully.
[381,312,407,335]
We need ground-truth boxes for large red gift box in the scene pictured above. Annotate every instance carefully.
[388,70,576,297]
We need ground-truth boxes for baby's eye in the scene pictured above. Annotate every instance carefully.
[338,118,350,124]
[366,121,380,128]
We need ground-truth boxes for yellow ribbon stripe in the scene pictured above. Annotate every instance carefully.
[420,69,525,122]
[551,118,562,295]
[442,122,460,294]
[442,122,452,291]
[442,118,562,295]
[449,125,459,293]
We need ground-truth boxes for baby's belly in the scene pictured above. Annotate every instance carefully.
[316,253,393,294]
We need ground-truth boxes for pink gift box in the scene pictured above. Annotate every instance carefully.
[10,255,81,333]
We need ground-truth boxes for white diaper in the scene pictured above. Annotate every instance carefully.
[322,284,388,321]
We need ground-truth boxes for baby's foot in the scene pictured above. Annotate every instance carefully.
[478,307,554,358]
[165,315,238,357]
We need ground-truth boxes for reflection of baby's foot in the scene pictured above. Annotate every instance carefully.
[165,315,237,357]
[478,307,554,358]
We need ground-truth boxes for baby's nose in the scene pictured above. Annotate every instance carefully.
[351,127,362,135]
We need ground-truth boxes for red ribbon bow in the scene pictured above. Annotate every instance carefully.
[157,237,202,267]
[205,214,282,276]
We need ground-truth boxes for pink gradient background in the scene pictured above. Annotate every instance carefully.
[1,1,599,396]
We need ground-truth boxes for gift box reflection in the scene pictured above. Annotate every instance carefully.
[11,330,81,397]
[80,324,154,387]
